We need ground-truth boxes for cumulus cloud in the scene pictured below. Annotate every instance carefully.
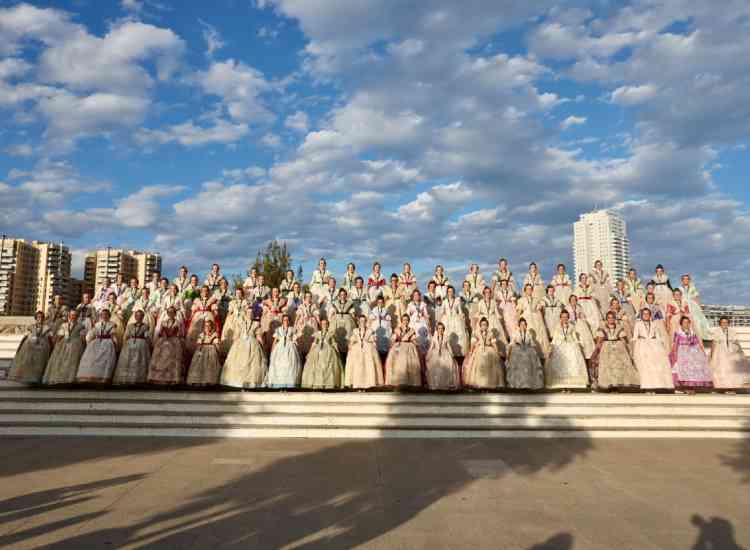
[560,115,587,130]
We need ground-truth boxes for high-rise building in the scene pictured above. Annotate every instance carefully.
[68,277,84,306]
[33,241,72,313]
[83,248,138,296]
[573,209,631,283]
[0,237,39,316]
[130,250,162,287]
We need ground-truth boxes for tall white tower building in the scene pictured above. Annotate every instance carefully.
[573,209,631,283]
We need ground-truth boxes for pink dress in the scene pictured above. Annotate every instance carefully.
[496,288,519,338]
[670,331,713,388]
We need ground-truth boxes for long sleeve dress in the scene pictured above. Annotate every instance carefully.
[472,298,508,355]
[221,298,249,354]
[463,330,505,389]
[310,269,332,304]
[574,285,602,333]
[43,320,86,385]
[594,326,640,389]
[464,272,486,302]
[543,296,564,337]
[590,269,613,316]
[147,317,186,385]
[670,330,713,389]
[505,330,545,390]
[568,304,596,360]
[441,297,470,357]
[345,327,384,389]
[221,318,267,388]
[186,298,221,346]
[369,306,392,354]
[709,327,750,389]
[261,298,286,354]
[384,327,422,387]
[264,326,302,388]
[186,332,222,386]
[301,329,344,389]
[551,274,573,308]
[516,296,550,357]
[329,299,356,355]
[425,333,461,390]
[523,272,546,301]
[652,272,673,309]
[496,288,519,339]
[545,325,589,389]
[666,298,692,339]
[491,270,517,297]
[680,284,711,341]
[407,300,431,355]
[9,323,52,384]
[632,320,674,390]
[112,322,151,385]
[293,303,319,356]
[76,321,119,384]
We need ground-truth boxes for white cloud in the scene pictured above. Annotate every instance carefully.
[284,111,309,132]
[199,19,225,57]
[136,118,249,147]
[3,144,33,157]
[611,84,658,106]
[560,115,587,130]
[114,184,185,227]
[261,132,282,148]
[197,59,273,123]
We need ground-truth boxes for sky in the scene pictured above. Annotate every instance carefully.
[0,0,749,304]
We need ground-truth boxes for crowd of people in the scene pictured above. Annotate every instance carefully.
[8,258,750,392]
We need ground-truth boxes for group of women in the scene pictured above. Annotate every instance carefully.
[8,257,750,392]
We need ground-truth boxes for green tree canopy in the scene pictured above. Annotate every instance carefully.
[252,240,295,289]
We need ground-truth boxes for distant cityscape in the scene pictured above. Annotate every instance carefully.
[1,209,750,325]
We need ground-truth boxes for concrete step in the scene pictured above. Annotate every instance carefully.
[0,389,748,439]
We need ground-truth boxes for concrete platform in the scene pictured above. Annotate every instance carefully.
[0,436,747,549]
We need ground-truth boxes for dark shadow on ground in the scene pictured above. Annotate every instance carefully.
[691,515,746,550]
[720,416,750,483]
[528,532,574,550]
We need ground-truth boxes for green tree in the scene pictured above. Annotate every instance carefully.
[252,240,294,289]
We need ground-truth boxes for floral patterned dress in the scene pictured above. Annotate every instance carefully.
[670,330,713,389]
[425,333,461,390]
[506,330,545,390]
[345,328,384,389]
[9,323,52,384]
[43,320,86,385]
[147,318,185,385]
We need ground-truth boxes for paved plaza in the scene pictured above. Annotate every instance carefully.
[1,436,748,549]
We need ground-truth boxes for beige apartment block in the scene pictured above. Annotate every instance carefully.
[130,250,163,287]
[33,241,72,313]
[0,237,40,316]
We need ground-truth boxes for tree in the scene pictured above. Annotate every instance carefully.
[252,240,294,289]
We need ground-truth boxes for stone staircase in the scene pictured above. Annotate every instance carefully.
[0,389,748,439]
[0,334,23,379]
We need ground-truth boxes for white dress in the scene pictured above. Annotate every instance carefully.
[264,326,302,388]
[76,321,119,383]
[369,306,392,354]
[632,320,674,389]
[710,327,750,389]
[516,296,550,357]
[545,325,589,389]
[407,301,431,355]
[440,297,470,357]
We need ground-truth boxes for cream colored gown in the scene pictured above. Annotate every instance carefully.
[345,328,384,389]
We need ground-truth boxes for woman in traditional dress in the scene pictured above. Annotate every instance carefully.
[76,309,119,384]
[286,282,304,321]
[147,306,185,385]
[710,317,750,389]
[128,287,157,339]
[173,265,190,295]
[666,288,692,339]
[460,280,477,320]
[345,315,385,389]
[367,262,387,303]
[551,264,573,307]
[463,317,505,389]
[369,295,392,357]
[575,273,602,333]
[612,279,635,320]
[383,274,407,330]
[9,311,53,384]
[213,277,232,326]
[159,284,185,325]
[632,308,674,390]
[424,281,442,332]
[652,264,673,309]
[491,258,517,297]
[103,293,126,342]
[464,263,485,302]
[642,292,671,354]
[441,286,470,358]
[506,318,545,390]
[431,265,450,299]
[204,263,223,292]
[181,274,201,313]
[279,269,297,296]
[221,288,247,353]
[473,286,508,356]
[407,290,431,355]
[93,276,114,311]
[320,277,338,317]
[399,263,417,298]
[349,277,370,318]
[294,292,319,358]
[670,316,713,390]
[594,311,640,391]
[153,277,170,310]
[187,285,221,347]
[265,314,302,388]
[261,287,287,354]
[329,288,355,356]
[301,318,344,389]
[590,260,613,315]
[543,285,563,337]
[341,263,358,294]
[624,269,645,314]
[46,294,69,335]
[76,293,97,332]
[252,274,270,304]
[496,278,519,339]
[517,284,550,357]
[567,294,596,361]
[111,273,127,299]
[112,310,151,385]
[186,319,222,387]
[679,274,711,341]
[43,310,86,385]
[523,263,545,301]
[310,258,332,304]
[608,297,634,340]
[221,313,267,389]
[425,322,461,390]
[384,314,423,388]
[546,310,589,390]
[242,267,259,296]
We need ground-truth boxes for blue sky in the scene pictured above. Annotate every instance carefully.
[1,0,749,303]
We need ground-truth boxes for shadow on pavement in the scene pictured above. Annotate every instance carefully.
[528,532,574,550]
[691,514,746,550]
[719,415,750,484]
